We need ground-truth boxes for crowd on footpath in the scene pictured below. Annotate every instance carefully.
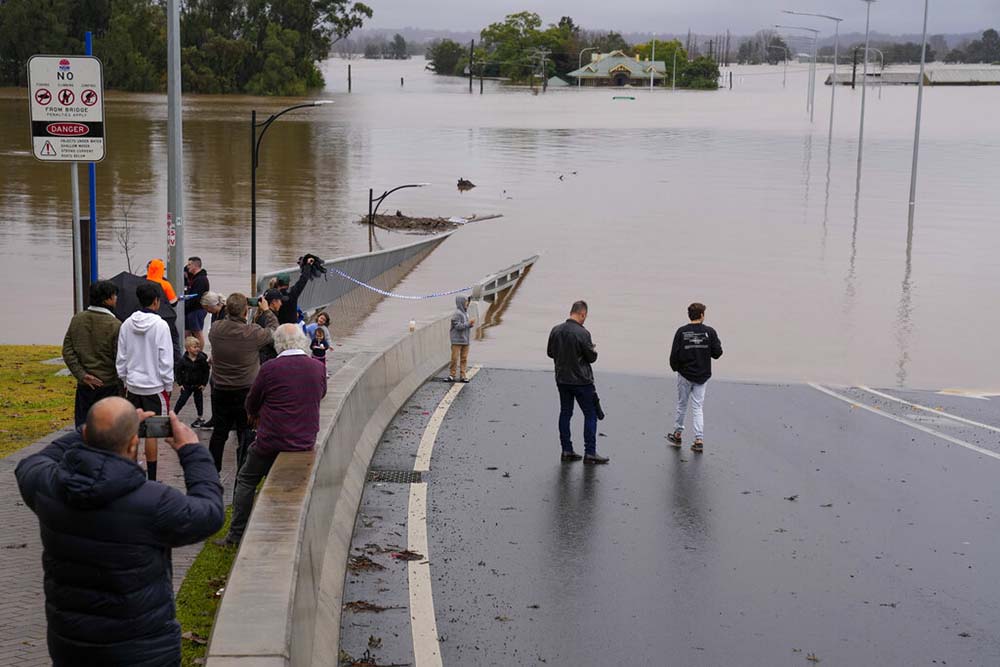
[15,254,331,666]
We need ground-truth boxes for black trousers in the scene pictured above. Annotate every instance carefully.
[74,382,121,427]
[174,385,204,417]
[208,387,249,472]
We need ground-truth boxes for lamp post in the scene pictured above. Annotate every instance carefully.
[775,25,820,121]
[578,47,599,88]
[367,184,431,252]
[783,10,843,144]
[856,0,876,189]
[250,100,332,294]
[767,45,790,87]
[865,47,885,99]
[908,0,930,222]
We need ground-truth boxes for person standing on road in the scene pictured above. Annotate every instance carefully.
[547,300,608,464]
[174,336,210,427]
[117,283,174,481]
[208,293,277,472]
[62,280,122,427]
[183,256,210,348]
[217,325,326,547]
[668,302,723,453]
[448,295,475,382]
[15,398,223,667]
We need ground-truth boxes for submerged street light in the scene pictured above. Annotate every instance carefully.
[908,0,930,223]
[783,10,843,144]
[250,100,333,294]
[578,47,599,88]
[856,0,877,189]
[367,183,431,252]
[775,24,820,121]
[766,45,790,87]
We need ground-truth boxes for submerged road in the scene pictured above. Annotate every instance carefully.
[340,369,1000,666]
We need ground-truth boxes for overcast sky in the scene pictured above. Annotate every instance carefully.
[366,0,996,36]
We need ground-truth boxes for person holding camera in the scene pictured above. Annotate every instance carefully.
[15,399,223,666]
[274,256,316,325]
[117,283,174,481]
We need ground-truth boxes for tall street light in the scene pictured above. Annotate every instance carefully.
[775,25,820,121]
[578,47,599,88]
[908,0,930,223]
[368,184,431,252]
[250,100,333,294]
[767,45,790,87]
[856,0,876,190]
[783,10,843,145]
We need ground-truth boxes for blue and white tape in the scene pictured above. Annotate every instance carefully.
[331,267,470,300]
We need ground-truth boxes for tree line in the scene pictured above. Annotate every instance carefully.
[426,12,721,90]
[0,0,373,95]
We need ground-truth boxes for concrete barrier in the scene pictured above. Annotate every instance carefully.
[205,315,451,666]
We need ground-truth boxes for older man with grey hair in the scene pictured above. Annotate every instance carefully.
[218,324,327,546]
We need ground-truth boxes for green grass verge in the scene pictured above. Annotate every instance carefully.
[0,345,75,459]
[176,506,238,666]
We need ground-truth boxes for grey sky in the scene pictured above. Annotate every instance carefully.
[367,1,996,36]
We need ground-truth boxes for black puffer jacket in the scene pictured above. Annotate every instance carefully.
[15,431,224,666]
[547,318,598,385]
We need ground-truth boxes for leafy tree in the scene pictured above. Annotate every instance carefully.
[964,28,1000,63]
[0,0,73,86]
[390,34,408,60]
[634,39,686,84]
[97,0,166,92]
[680,56,719,89]
[944,48,967,63]
[582,30,630,54]
[480,11,543,81]
[426,38,464,75]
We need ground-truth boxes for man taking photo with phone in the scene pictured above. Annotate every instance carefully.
[15,399,223,666]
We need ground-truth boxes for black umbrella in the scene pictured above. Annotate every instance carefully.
[109,271,181,360]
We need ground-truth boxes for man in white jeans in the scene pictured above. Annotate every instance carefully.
[667,303,723,452]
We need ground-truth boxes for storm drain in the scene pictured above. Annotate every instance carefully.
[366,469,422,484]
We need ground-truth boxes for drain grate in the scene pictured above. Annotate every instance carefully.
[367,469,422,484]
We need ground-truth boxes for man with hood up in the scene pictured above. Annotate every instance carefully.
[448,295,476,382]
[145,258,177,305]
[15,399,223,666]
[117,282,174,481]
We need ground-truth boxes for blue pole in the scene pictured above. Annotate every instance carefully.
[86,31,98,281]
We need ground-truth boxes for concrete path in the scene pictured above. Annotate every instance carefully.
[341,369,1000,666]
[0,402,238,666]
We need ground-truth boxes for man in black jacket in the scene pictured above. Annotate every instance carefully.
[668,302,723,452]
[15,399,224,666]
[183,257,210,348]
[274,256,315,325]
[547,300,608,464]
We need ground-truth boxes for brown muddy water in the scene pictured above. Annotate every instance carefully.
[1,58,998,389]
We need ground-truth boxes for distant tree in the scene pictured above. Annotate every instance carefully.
[426,38,465,75]
[680,55,719,89]
[480,11,543,81]
[944,48,966,63]
[584,30,630,54]
[881,41,936,64]
[390,33,408,59]
[964,28,1000,63]
[634,39,687,82]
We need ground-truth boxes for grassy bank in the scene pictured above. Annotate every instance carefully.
[176,507,237,666]
[0,345,75,459]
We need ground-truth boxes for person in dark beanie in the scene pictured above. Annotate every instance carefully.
[547,300,608,464]
[15,399,223,667]
[62,280,122,427]
[274,256,315,324]
[668,302,723,453]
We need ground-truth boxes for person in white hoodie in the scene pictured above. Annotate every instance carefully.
[117,282,174,480]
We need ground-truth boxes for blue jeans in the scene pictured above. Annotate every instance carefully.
[674,375,707,440]
[558,383,597,455]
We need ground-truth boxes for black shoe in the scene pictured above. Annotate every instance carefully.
[561,451,583,462]
[667,430,682,447]
[446,375,456,382]
[583,453,610,464]
[201,418,215,429]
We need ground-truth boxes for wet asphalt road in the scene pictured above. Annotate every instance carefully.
[340,370,1000,666]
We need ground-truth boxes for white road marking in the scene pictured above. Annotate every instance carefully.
[407,365,481,666]
[809,383,1000,462]
[408,482,442,667]
[413,365,481,472]
[858,385,1000,435]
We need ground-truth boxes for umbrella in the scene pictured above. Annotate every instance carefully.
[109,271,181,360]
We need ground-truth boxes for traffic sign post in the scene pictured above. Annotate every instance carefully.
[27,55,106,313]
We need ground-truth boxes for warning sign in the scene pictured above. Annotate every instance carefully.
[27,55,105,162]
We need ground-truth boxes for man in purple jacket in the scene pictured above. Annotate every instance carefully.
[219,324,326,546]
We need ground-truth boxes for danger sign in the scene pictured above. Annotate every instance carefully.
[27,55,105,162]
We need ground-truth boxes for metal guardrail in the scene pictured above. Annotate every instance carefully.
[256,232,453,313]
[470,255,539,302]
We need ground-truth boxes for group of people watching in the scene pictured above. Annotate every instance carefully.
[18,256,330,665]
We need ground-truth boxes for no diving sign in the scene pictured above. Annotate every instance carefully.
[27,55,106,162]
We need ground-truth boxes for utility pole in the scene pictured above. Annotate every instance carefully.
[469,40,474,93]
[650,38,656,91]
[908,0,930,221]
[166,0,185,333]
[672,49,677,90]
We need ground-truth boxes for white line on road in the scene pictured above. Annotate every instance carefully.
[858,385,1000,435]
[408,366,481,666]
[407,482,441,667]
[809,383,1000,462]
[414,366,481,472]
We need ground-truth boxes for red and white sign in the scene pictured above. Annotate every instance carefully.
[27,55,105,162]
[167,213,176,247]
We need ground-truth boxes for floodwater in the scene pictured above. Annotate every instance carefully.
[1,58,998,390]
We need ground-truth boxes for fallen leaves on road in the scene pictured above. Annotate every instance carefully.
[348,555,386,573]
[343,600,405,613]
[390,550,424,561]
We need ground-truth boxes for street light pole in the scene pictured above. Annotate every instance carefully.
[367,183,431,252]
[672,49,677,90]
[767,45,789,87]
[578,47,598,88]
[166,0,185,331]
[775,25,821,120]
[783,10,843,143]
[908,0,930,221]
[857,0,876,187]
[250,101,332,294]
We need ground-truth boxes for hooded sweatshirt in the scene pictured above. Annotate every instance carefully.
[117,310,174,395]
[451,295,472,345]
[146,258,177,303]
